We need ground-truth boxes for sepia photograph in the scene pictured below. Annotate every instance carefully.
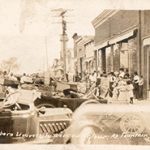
[0,0,150,149]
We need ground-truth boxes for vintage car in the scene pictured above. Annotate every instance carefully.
[0,81,89,112]
[34,94,107,111]
[0,78,107,112]
[63,100,150,145]
[34,81,107,111]
[0,90,72,144]
[9,85,90,111]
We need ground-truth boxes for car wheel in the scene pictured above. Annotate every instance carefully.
[120,113,145,134]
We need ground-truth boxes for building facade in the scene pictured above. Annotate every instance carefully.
[84,36,96,74]
[92,10,150,99]
[72,34,95,78]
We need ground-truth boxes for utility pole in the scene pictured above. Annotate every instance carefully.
[51,8,72,78]
[44,36,50,85]
[60,10,68,76]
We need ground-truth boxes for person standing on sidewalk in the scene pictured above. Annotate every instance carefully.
[109,72,116,97]
[119,68,125,78]
[133,71,140,100]
[139,75,144,100]
[95,71,101,97]
[116,76,127,102]
[126,80,134,104]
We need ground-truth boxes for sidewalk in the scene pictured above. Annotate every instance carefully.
[107,96,150,105]
[133,99,150,105]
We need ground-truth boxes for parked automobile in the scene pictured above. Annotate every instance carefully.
[0,90,72,144]
[63,100,150,145]
[0,78,107,111]
[34,80,107,111]
[34,94,107,111]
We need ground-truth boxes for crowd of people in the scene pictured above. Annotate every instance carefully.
[0,69,145,104]
[82,68,144,104]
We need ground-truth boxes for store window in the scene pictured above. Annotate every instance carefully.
[128,38,137,74]
[113,44,120,71]
[105,47,111,73]
[120,42,129,69]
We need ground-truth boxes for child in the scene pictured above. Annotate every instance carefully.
[126,80,134,104]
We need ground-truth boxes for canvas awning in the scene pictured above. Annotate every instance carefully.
[95,41,109,50]
[95,30,135,50]
[109,30,134,45]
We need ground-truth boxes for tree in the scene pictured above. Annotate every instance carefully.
[0,57,20,74]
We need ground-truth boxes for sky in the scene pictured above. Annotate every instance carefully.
[0,0,149,74]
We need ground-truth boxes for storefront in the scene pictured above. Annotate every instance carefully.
[92,10,150,99]
[108,30,137,74]
[97,30,137,74]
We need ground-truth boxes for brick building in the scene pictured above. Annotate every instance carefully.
[92,10,150,99]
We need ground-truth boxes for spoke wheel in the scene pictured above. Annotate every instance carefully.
[120,114,145,134]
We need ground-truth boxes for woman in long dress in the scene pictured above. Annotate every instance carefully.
[116,78,127,103]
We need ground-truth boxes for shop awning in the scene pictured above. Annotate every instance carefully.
[143,38,150,46]
[109,30,134,45]
[95,41,109,50]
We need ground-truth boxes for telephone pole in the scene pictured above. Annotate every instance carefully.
[51,8,72,78]
[60,10,68,76]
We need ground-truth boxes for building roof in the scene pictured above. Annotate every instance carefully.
[92,10,119,28]
[73,34,94,45]
[83,36,94,45]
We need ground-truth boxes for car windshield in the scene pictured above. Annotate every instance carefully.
[1,88,31,111]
